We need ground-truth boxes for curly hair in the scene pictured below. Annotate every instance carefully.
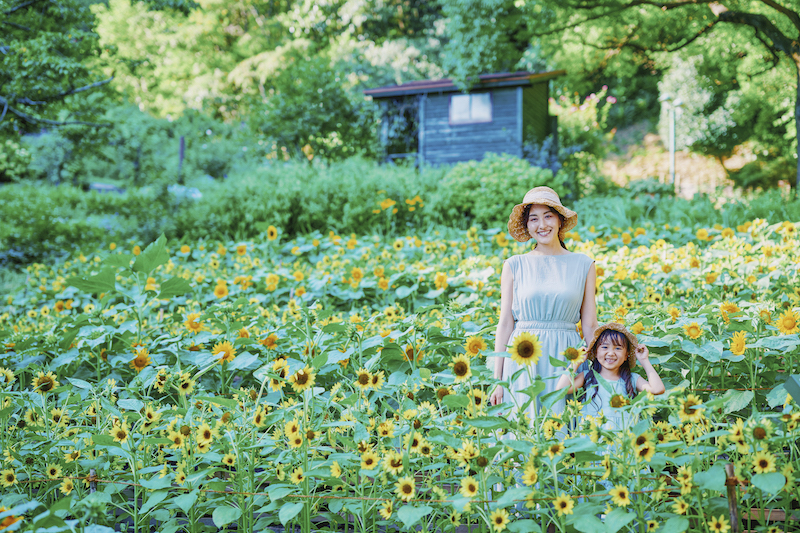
[582,330,637,410]
[521,203,568,250]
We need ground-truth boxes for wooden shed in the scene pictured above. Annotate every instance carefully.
[364,70,565,166]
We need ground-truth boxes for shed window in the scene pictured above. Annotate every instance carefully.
[449,93,492,124]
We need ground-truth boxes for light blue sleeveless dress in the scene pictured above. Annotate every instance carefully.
[579,373,642,431]
[501,252,594,422]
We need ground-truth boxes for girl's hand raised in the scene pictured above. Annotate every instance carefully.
[634,344,650,364]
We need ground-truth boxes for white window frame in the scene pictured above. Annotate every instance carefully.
[449,92,493,125]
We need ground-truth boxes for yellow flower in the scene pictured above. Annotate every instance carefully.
[545,443,564,460]
[184,313,204,334]
[382,451,404,476]
[683,322,703,340]
[266,225,278,240]
[354,368,371,391]
[32,371,59,394]
[696,228,709,241]
[678,394,705,423]
[1,468,18,487]
[776,309,800,335]
[360,450,379,470]
[59,477,74,495]
[708,514,730,533]
[212,340,236,364]
[752,450,776,474]
[450,354,472,383]
[729,331,746,356]
[489,508,510,532]
[109,422,129,444]
[290,467,304,485]
[46,463,62,480]
[395,476,416,502]
[288,366,316,393]
[553,492,574,516]
[609,485,631,507]
[509,331,542,366]
[521,464,538,486]
[672,497,689,514]
[464,335,487,356]
[379,500,393,520]
[236,244,247,256]
[459,476,479,498]
[214,284,229,299]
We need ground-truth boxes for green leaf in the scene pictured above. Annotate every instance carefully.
[117,398,144,411]
[694,463,726,491]
[572,513,604,533]
[268,485,296,502]
[139,490,169,514]
[133,234,169,274]
[751,473,786,495]
[658,517,689,533]
[278,502,304,525]
[212,505,242,527]
[604,508,635,533]
[463,416,510,430]
[508,519,542,533]
[157,277,192,299]
[311,351,329,370]
[194,395,239,409]
[442,394,470,409]
[104,254,134,268]
[397,504,433,529]
[767,384,789,408]
[139,475,173,490]
[67,267,117,294]
[395,284,418,299]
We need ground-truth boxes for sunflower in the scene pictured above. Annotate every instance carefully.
[284,419,300,437]
[678,394,705,423]
[361,450,379,470]
[609,485,631,507]
[448,475,475,501]
[196,422,215,446]
[378,450,402,476]
[370,371,385,389]
[260,333,279,349]
[708,514,730,533]
[355,368,372,391]
[0,367,15,387]
[610,394,629,408]
[464,336,487,357]
[561,346,585,365]
[553,493,574,516]
[521,463,538,486]
[545,443,564,460]
[214,284,229,299]
[221,453,236,467]
[489,508,510,532]
[682,322,703,340]
[184,313,204,334]
[129,348,151,373]
[32,371,59,394]
[450,354,472,383]
[672,498,689,515]
[377,420,395,438]
[46,463,62,480]
[509,331,542,366]
[212,340,236,364]
[635,442,656,462]
[378,500,393,520]
[395,476,416,502]
[290,467,305,485]
[776,309,800,335]
[1,469,17,488]
[719,332,745,359]
[50,407,69,427]
[109,423,129,444]
[59,478,74,495]
[288,366,316,393]
[167,430,185,449]
[176,374,195,396]
[752,450,777,474]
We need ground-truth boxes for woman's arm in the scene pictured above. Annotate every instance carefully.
[579,262,598,346]
[490,261,515,406]
[555,371,585,394]
[634,346,666,395]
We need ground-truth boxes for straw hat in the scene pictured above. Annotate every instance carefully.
[507,186,578,243]
[586,322,639,368]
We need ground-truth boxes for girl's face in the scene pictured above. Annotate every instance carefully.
[526,204,560,246]
[595,333,628,373]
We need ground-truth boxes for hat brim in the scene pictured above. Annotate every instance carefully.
[507,200,578,243]
[586,322,639,368]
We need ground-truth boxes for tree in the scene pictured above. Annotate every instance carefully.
[441,0,800,191]
[0,0,197,136]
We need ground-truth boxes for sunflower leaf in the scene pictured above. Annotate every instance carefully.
[397,504,433,529]
[751,472,786,495]
[133,234,169,274]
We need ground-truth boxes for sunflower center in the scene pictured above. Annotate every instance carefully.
[517,341,534,358]
[453,362,468,376]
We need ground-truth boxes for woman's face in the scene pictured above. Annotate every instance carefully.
[526,204,560,245]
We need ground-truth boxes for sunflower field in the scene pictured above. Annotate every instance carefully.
[1,217,799,533]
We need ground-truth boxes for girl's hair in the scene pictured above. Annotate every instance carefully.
[522,204,568,250]
[583,330,636,409]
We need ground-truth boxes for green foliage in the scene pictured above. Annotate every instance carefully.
[22,106,256,187]
[428,153,558,229]
[0,139,32,182]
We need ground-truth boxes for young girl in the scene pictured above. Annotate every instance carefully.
[556,322,665,430]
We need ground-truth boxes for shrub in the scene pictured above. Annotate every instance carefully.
[0,138,33,182]
[427,153,559,230]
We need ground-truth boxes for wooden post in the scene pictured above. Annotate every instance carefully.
[724,463,740,533]
[177,135,185,185]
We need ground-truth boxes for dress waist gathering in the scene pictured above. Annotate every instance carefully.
[514,320,575,331]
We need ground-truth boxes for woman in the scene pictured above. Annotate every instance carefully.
[489,186,598,421]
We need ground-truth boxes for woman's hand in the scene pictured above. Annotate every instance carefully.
[490,386,504,406]
[634,344,650,364]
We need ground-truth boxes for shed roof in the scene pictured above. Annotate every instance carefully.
[364,70,566,98]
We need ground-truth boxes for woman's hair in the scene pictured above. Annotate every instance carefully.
[583,330,637,409]
[522,203,568,250]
